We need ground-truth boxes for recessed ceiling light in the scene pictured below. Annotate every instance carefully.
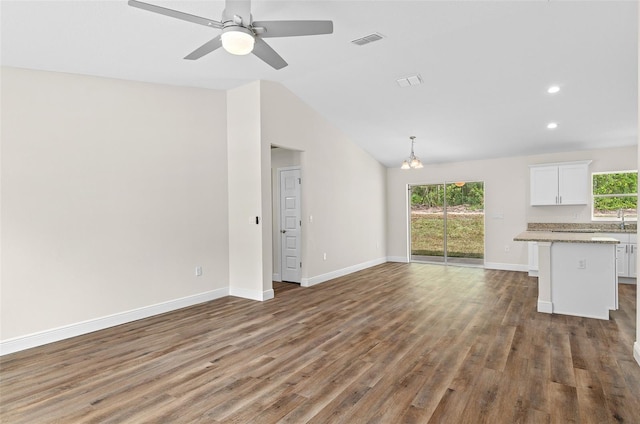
[547,85,561,94]
[547,122,559,130]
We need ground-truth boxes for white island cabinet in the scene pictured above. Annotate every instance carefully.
[514,231,619,320]
[598,233,637,279]
[529,161,591,206]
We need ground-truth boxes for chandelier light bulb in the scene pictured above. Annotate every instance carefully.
[401,136,424,170]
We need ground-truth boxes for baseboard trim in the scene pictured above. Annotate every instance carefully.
[229,287,274,301]
[537,300,553,314]
[272,273,282,282]
[301,257,387,287]
[0,288,229,356]
[484,262,529,272]
[387,256,409,263]
[634,342,640,367]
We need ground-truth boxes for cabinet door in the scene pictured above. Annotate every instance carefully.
[629,244,637,278]
[616,244,629,277]
[530,166,558,205]
[558,163,589,205]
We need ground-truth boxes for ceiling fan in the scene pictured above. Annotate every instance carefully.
[128,0,333,70]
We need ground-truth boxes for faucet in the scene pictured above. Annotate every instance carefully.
[617,209,626,229]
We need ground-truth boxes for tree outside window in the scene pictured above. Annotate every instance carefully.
[592,171,637,220]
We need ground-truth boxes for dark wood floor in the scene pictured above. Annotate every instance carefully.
[1,263,639,423]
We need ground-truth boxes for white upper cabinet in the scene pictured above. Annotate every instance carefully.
[530,165,559,205]
[529,161,591,206]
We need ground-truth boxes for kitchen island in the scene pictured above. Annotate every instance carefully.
[514,231,619,320]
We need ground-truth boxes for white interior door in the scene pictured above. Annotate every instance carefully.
[280,168,301,283]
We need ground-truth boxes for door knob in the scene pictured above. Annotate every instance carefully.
[281,230,287,233]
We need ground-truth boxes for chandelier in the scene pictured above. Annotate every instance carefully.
[400,136,423,169]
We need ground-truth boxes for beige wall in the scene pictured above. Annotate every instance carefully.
[227,82,272,300]
[1,67,229,342]
[260,81,387,284]
[0,71,389,351]
[387,145,638,269]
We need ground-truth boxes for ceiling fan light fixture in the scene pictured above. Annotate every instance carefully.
[221,27,255,55]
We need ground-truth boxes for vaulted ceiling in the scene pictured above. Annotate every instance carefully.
[2,1,637,167]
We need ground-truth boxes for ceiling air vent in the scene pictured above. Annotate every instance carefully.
[396,74,422,87]
[351,33,384,46]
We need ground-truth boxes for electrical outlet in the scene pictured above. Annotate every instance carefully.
[195,266,203,276]
[577,259,586,269]
[323,253,327,261]
[504,245,510,252]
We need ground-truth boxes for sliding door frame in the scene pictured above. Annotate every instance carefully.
[408,181,485,267]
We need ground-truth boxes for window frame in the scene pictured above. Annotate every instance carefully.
[591,170,638,222]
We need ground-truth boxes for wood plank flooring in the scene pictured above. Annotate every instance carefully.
[1,263,639,423]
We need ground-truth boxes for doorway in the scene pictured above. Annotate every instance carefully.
[278,167,302,283]
[271,147,302,286]
[409,181,484,266]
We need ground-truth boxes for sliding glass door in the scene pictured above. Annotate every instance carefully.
[410,181,484,266]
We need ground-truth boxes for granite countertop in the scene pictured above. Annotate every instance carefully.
[514,231,620,244]
[527,222,636,233]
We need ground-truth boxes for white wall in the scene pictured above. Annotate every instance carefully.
[1,68,229,348]
[387,145,637,270]
[260,81,387,285]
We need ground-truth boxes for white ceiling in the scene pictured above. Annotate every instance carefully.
[1,0,637,167]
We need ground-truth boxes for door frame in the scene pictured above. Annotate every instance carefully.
[408,181,485,267]
[276,166,302,283]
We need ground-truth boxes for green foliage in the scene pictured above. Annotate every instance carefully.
[592,172,638,214]
[411,182,484,210]
[594,196,636,211]
[593,172,637,195]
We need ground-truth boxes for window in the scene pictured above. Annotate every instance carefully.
[592,171,637,220]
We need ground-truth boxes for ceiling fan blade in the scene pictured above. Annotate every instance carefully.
[252,20,333,38]
[128,0,223,29]
[184,36,223,60]
[222,0,251,24]
[252,38,287,70]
